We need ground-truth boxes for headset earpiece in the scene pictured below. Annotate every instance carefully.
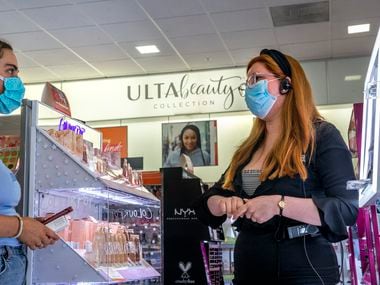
[279,78,292,95]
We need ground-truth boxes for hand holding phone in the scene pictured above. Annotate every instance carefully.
[42,206,73,232]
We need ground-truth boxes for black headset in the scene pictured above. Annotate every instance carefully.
[260,49,292,95]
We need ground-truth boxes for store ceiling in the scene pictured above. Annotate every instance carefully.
[0,0,379,84]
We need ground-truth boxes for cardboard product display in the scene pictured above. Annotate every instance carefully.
[41,82,71,116]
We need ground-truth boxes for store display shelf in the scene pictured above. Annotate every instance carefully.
[33,238,105,283]
[37,186,150,207]
[35,128,159,206]
[97,259,160,282]
[101,179,160,207]
[34,238,160,284]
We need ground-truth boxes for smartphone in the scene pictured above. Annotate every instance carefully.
[42,207,73,232]
[42,206,73,225]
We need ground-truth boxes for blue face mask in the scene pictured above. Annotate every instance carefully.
[244,80,277,119]
[0,76,25,114]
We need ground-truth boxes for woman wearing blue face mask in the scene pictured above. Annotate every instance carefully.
[196,49,358,284]
[0,39,59,285]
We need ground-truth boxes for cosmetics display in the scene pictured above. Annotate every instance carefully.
[16,100,160,284]
[46,128,144,188]
[200,241,224,285]
[55,218,143,267]
[0,135,20,170]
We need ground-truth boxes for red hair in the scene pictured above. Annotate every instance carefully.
[223,53,323,190]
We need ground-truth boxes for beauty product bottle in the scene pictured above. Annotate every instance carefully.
[93,226,105,267]
[122,159,128,178]
[133,234,141,263]
[121,228,128,264]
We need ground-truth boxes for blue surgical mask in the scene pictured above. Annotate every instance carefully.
[244,80,277,119]
[0,76,25,114]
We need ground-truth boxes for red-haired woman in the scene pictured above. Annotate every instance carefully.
[196,49,358,285]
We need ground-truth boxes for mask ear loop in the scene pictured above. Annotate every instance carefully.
[246,78,281,89]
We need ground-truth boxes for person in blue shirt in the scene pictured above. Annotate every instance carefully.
[164,124,210,167]
[0,39,59,285]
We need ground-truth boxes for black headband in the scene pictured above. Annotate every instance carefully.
[260,49,292,78]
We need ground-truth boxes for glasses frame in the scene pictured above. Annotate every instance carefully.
[246,72,281,88]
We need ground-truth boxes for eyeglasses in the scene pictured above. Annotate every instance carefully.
[246,72,280,88]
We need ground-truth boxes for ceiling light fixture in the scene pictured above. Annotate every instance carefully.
[135,45,160,54]
[348,24,370,34]
[345,75,362,81]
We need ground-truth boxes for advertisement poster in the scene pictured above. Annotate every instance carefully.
[162,120,218,168]
[97,126,128,167]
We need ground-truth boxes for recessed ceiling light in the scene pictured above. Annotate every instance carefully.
[135,45,160,54]
[345,75,362,81]
[348,24,370,34]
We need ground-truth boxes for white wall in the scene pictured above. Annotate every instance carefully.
[88,104,354,183]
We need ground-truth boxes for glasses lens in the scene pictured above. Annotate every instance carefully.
[247,73,281,88]
[246,74,256,87]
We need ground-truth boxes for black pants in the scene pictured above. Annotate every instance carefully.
[233,231,340,285]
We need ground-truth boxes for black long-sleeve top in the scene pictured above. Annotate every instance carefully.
[196,121,359,242]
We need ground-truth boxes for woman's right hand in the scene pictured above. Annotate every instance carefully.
[18,217,59,250]
[207,195,245,218]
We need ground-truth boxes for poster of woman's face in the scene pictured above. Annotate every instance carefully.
[162,120,218,167]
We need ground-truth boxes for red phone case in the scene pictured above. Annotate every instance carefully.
[42,206,73,225]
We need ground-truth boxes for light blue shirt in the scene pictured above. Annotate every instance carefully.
[164,147,210,167]
[0,160,21,246]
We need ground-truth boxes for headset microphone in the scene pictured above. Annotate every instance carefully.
[280,78,292,95]
[260,49,293,95]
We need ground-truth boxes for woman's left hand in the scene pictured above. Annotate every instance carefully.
[233,195,281,224]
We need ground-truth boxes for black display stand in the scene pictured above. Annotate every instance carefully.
[161,167,212,284]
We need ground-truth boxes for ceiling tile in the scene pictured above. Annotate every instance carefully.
[137,55,188,73]
[0,0,379,84]
[138,0,203,19]
[92,59,144,77]
[77,0,147,24]
[230,46,277,66]
[331,0,380,22]
[275,22,331,44]
[4,31,63,51]
[280,41,331,60]
[22,5,93,30]
[51,26,113,47]
[332,36,376,58]
[211,8,272,33]
[221,29,276,50]
[21,66,61,83]
[73,44,129,61]
[183,51,234,69]
[266,0,326,6]
[156,14,214,38]
[4,0,69,9]
[202,0,266,13]
[119,39,176,58]
[47,63,103,80]
[0,1,13,11]
[170,33,225,54]
[23,49,82,66]
[72,0,104,3]
[0,11,39,34]
[14,52,40,68]
[101,21,162,43]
